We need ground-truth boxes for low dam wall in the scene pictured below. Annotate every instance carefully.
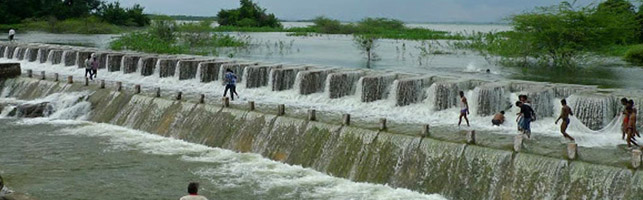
[3,42,642,131]
[1,74,642,199]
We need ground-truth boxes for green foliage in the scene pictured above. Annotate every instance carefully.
[460,1,643,68]
[96,2,150,27]
[216,0,281,28]
[0,0,102,24]
[353,34,379,66]
[624,44,643,65]
[10,16,123,34]
[111,17,249,55]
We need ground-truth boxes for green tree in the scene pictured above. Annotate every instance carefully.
[216,0,281,28]
[595,0,639,44]
[353,34,379,67]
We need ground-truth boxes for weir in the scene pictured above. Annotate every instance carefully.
[1,42,641,131]
[1,75,642,200]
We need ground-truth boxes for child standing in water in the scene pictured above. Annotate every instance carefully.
[223,69,238,101]
[458,91,470,127]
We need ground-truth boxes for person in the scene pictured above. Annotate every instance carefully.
[223,69,238,101]
[555,99,575,141]
[458,91,470,127]
[516,95,529,131]
[84,55,93,80]
[622,98,629,140]
[516,101,535,138]
[179,182,208,200]
[627,99,640,138]
[91,54,99,79]
[492,111,505,126]
[625,107,639,148]
[8,29,15,42]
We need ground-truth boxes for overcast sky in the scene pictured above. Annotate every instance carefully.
[108,0,600,23]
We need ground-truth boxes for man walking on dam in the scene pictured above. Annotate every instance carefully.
[555,99,575,141]
[223,69,239,101]
[458,91,470,127]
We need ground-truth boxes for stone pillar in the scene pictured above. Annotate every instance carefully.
[67,76,73,84]
[308,109,316,121]
[116,82,122,92]
[84,77,89,86]
[633,149,641,169]
[54,73,59,82]
[277,104,285,116]
[40,71,45,80]
[567,143,578,160]
[513,135,523,152]
[155,87,161,97]
[134,84,141,94]
[26,69,32,78]
[379,118,387,131]
[342,114,350,126]
[223,97,230,107]
[248,101,255,111]
[466,130,476,144]
[422,124,430,137]
[199,94,205,104]
[176,91,182,100]
[100,80,105,89]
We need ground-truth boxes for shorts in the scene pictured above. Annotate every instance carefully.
[521,117,532,132]
[8,35,14,41]
[564,118,570,125]
[492,119,502,126]
[460,108,468,114]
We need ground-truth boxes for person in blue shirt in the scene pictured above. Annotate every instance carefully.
[223,69,239,100]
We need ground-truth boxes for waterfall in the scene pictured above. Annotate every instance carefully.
[135,57,144,74]
[195,63,203,82]
[360,74,397,103]
[394,77,432,106]
[63,51,77,66]
[567,94,619,130]
[1,46,7,58]
[471,84,510,116]
[61,50,69,65]
[326,71,364,99]
[297,69,334,95]
[36,49,43,63]
[11,47,20,60]
[272,67,305,91]
[245,65,278,88]
[23,48,32,61]
[524,88,555,118]
[120,55,126,72]
[425,81,461,111]
[154,59,161,76]
[46,50,54,64]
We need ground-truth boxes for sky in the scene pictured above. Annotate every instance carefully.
[107,0,600,23]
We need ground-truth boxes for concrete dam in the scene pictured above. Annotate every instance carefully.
[1,42,643,199]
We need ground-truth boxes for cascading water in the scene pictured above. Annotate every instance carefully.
[297,69,334,95]
[567,94,619,130]
[272,67,306,91]
[326,71,364,99]
[360,74,397,102]
[394,77,432,106]
[470,84,510,116]
[425,81,461,110]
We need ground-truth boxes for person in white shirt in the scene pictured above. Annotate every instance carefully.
[179,182,208,200]
[8,29,15,41]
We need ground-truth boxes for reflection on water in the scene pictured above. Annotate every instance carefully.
[6,22,643,89]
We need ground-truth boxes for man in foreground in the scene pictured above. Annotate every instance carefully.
[180,182,208,200]
[555,99,575,141]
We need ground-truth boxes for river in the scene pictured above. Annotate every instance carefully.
[4,22,643,89]
[0,117,444,200]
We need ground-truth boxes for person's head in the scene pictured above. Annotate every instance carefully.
[515,101,522,107]
[561,99,567,105]
[187,182,199,195]
[226,68,232,73]
[459,91,464,97]
[519,95,527,102]
[621,98,629,105]
[485,69,490,73]
[628,100,635,107]
[500,111,505,115]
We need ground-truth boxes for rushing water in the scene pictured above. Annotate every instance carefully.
[0,118,444,200]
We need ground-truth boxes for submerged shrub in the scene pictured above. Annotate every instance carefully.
[624,44,643,65]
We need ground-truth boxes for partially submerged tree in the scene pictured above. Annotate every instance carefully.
[353,34,379,67]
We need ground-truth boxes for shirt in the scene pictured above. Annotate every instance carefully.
[92,59,99,69]
[225,72,237,85]
[8,29,15,35]
[179,195,208,200]
[520,104,534,119]
[84,59,92,69]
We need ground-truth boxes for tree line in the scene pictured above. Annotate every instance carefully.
[0,0,150,27]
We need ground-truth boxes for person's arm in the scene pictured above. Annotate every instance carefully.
[464,98,469,114]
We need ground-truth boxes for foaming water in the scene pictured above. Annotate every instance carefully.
[3,58,631,147]
[44,122,445,200]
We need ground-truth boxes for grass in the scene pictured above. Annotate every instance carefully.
[0,17,133,34]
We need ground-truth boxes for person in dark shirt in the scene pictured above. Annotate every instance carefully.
[516,101,534,138]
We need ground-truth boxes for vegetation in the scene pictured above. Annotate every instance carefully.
[148,15,217,21]
[459,0,643,68]
[216,0,281,28]
[353,35,379,67]
[110,17,249,55]
[0,0,150,34]
[624,44,643,65]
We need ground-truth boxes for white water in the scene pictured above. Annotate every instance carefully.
[0,92,446,200]
[1,57,633,148]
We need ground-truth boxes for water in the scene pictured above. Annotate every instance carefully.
[6,23,643,88]
[0,100,444,199]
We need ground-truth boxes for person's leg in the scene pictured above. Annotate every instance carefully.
[562,119,574,140]
[85,69,90,79]
[93,69,97,78]
[458,113,463,126]
[524,118,531,138]
[464,111,470,127]
[223,85,230,97]
[230,85,236,101]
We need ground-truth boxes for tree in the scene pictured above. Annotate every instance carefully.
[216,0,281,28]
[595,0,639,44]
[353,35,379,68]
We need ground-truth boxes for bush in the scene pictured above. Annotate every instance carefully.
[624,44,643,65]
